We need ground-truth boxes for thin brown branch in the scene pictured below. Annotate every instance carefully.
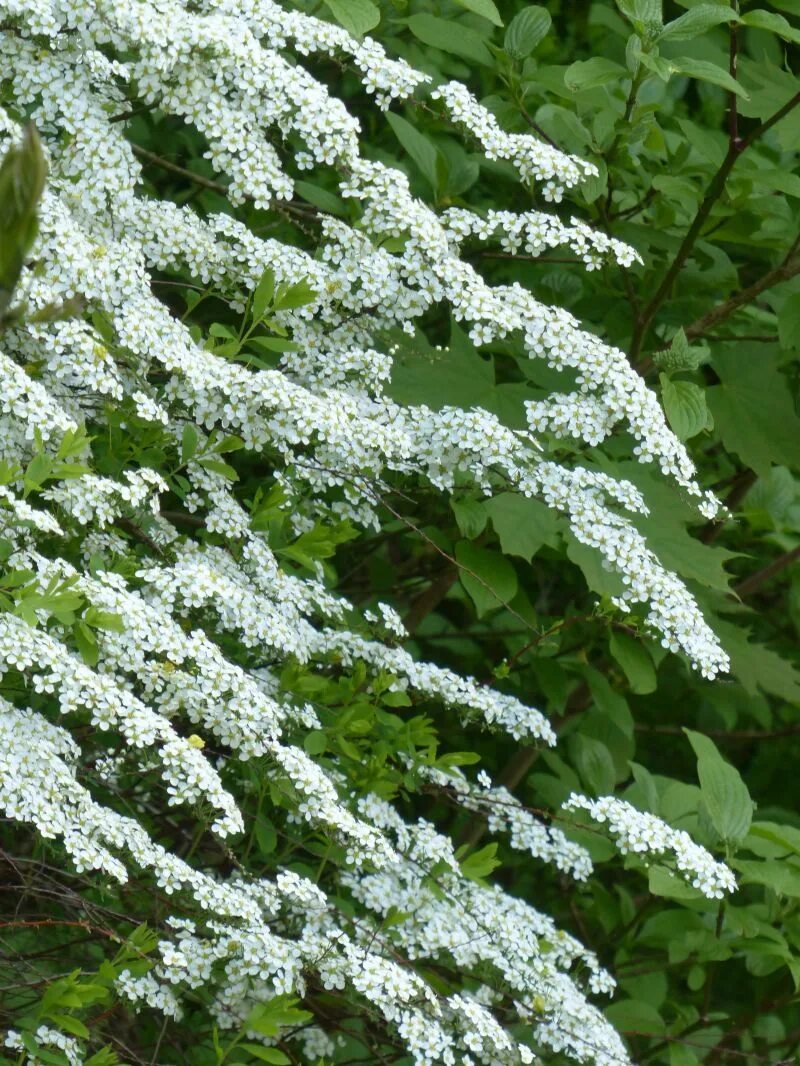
[403,565,459,633]
[631,89,800,361]
[132,144,230,194]
[639,238,800,374]
[635,722,800,740]
[734,544,800,598]
[517,102,558,148]
[471,252,584,264]
[683,253,800,343]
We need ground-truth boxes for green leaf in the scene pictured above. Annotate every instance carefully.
[453,0,503,26]
[710,617,800,702]
[273,279,317,311]
[294,180,347,216]
[648,865,705,900]
[658,4,739,42]
[386,112,440,192]
[321,0,379,37]
[84,1049,119,1066]
[0,124,47,318]
[608,630,657,694]
[254,815,277,856]
[251,268,275,323]
[483,492,559,562]
[778,294,800,349]
[387,322,498,411]
[407,13,492,64]
[245,998,313,1038]
[564,57,626,92]
[734,858,800,897]
[659,375,708,440]
[239,1044,290,1064]
[45,1015,90,1039]
[181,423,199,464]
[706,348,800,477]
[198,458,239,481]
[450,498,487,539]
[571,734,616,796]
[455,540,518,618]
[741,8,800,43]
[605,999,665,1036]
[503,5,551,57]
[83,607,125,632]
[74,620,99,666]
[671,57,749,98]
[24,451,53,496]
[459,842,501,882]
[749,821,800,858]
[247,336,300,354]
[653,328,705,373]
[685,729,754,845]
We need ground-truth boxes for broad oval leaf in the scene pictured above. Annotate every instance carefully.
[658,4,739,42]
[660,375,709,440]
[503,5,551,58]
[321,0,379,37]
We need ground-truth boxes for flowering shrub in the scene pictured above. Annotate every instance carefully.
[1,0,800,1064]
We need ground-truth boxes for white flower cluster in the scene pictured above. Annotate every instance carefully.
[442,208,642,270]
[563,794,737,899]
[0,0,737,1060]
[424,765,593,880]
[347,794,626,1065]
[5,1026,84,1066]
[431,81,595,201]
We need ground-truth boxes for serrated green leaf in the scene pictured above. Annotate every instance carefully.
[83,607,125,632]
[734,858,800,897]
[685,729,753,845]
[293,180,347,216]
[706,348,800,476]
[660,374,708,440]
[273,279,317,311]
[254,815,277,855]
[459,842,501,882]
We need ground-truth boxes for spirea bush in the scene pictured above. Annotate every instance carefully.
[2,0,798,1063]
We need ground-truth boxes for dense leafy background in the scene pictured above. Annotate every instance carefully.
[3,0,800,1063]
